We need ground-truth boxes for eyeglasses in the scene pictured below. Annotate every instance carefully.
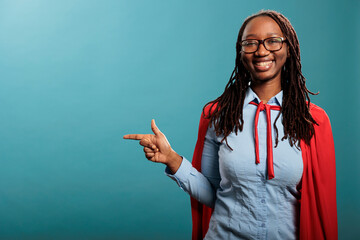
[240,37,287,53]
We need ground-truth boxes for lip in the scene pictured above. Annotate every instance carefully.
[253,60,274,72]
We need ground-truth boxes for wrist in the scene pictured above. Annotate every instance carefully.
[166,149,183,174]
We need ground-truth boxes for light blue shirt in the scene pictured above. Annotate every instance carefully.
[166,88,303,240]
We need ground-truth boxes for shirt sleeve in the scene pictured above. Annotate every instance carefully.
[165,126,220,208]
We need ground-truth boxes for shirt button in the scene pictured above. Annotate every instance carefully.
[261,199,265,203]
[261,223,265,227]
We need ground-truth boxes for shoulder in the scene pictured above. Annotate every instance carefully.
[202,102,219,119]
[308,102,331,126]
[197,102,219,133]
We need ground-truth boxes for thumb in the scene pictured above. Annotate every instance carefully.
[151,119,162,136]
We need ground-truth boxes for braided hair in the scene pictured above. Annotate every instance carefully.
[203,10,317,150]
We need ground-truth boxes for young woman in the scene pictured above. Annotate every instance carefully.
[124,10,337,240]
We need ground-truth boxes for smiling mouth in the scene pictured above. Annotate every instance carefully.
[253,60,274,71]
[254,60,274,66]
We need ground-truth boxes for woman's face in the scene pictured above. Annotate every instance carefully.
[241,16,289,84]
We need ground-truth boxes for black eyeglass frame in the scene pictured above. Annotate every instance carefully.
[240,37,287,53]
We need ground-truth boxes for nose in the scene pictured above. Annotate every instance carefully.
[255,42,270,56]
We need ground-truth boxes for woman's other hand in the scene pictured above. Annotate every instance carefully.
[123,119,182,173]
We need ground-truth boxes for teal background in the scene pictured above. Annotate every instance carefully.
[0,0,359,239]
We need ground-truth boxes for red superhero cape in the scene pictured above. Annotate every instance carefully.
[190,103,337,240]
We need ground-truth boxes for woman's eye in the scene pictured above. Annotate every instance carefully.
[268,38,281,44]
[245,42,257,46]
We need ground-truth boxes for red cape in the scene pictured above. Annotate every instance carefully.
[190,103,337,240]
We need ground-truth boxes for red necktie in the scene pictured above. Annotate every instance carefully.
[249,101,281,180]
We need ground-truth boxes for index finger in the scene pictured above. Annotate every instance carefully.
[123,134,146,140]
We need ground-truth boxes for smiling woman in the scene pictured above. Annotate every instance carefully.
[124,9,337,240]
[241,16,289,85]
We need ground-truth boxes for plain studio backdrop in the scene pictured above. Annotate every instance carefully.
[0,0,359,239]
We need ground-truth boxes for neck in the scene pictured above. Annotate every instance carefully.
[250,78,282,104]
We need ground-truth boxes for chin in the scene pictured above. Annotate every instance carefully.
[252,75,276,82]
[251,71,281,83]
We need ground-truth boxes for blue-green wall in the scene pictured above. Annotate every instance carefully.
[0,0,358,239]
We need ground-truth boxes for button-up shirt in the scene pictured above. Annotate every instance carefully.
[166,88,303,240]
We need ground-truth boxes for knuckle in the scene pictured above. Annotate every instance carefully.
[139,139,148,146]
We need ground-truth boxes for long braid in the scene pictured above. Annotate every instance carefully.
[203,10,317,150]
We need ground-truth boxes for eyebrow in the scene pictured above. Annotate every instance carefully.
[243,33,282,39]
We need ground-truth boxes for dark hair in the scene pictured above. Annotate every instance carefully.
[203,10,317,150]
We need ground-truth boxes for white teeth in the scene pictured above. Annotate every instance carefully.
[255,61,273,66]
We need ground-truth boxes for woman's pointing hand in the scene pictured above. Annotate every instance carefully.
[123,119,182,173]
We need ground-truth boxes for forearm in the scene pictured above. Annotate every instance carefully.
[165,157,217,208]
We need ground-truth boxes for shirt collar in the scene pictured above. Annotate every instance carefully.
[244,87,283,106]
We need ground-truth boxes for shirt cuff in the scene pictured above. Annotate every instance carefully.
[164,156,193,190]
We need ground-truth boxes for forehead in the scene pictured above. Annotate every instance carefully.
[242,16,283,39]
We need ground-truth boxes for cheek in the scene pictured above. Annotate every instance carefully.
[276,51,288,67]
[240,54,251,71]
